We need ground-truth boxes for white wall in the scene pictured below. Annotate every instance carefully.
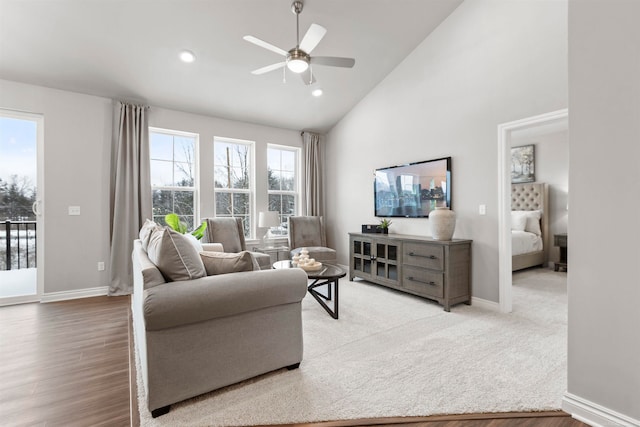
[0,80,302,296]
[326,0,568,302]
[0,79,113,295]
[565,0,640,424]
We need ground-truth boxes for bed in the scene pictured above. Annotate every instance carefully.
[511,182,549,271]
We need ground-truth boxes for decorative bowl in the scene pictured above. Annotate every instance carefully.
[299,262,323,271]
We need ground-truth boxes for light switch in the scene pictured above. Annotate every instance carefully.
[68,206,81,216]
[479,204,486,215]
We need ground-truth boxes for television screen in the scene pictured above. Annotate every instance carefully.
[374,157,451,218]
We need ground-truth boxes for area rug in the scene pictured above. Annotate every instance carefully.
[136,268,567,426]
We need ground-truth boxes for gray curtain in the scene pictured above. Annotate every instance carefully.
[109,102,151,295]
[302,131,323,216]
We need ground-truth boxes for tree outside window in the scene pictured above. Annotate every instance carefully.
[267,146,299,236]
[214,138,253,237]
[150,129,197,230]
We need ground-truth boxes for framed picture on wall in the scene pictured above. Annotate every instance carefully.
[511,144,535,183]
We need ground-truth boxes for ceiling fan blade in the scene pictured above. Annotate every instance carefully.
[311,56,356,68]
[299,69,316,86]
[243,35,287,57]
[251,62,286,75]
[299,23,327,54]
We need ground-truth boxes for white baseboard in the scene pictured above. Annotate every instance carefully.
[41,286,109,303]
[563,392,640,427]
[471,296,500,311]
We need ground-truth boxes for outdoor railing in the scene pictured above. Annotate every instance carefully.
[1,220,37,270]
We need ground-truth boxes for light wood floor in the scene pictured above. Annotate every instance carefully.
[0,296,588,427]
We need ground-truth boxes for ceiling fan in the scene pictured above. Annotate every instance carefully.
[243,0,355,85]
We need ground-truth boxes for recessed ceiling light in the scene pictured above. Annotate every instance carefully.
[311,88,323,97]
[179,50,195,63]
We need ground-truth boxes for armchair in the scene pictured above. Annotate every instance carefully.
[203,217,271,270]
[288,216,337,265]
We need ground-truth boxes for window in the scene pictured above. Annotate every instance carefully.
[267,145,299,236]
[214,137,253,237]
[149,128,198,230]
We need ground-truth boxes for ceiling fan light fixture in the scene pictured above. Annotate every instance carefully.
[286,48,309,73]
[287,58,309,73]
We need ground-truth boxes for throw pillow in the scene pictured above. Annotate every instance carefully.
[510,212,527,231]
[146,227,206,282]
[139,219,160,251]
[511,210,542,235]
[199,251,256,276]
[184,232,203,253]
[524,210,542,236]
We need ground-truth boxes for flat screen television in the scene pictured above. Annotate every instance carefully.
[374,156,451,218]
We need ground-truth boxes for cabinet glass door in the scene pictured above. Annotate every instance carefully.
[373,242,399,283]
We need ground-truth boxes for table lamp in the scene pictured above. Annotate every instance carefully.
[258,211,280,246]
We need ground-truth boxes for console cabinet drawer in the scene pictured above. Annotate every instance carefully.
[402,265,443,298]
[403,243,444,270]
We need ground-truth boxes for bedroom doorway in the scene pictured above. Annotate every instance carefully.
[497,109,568,313]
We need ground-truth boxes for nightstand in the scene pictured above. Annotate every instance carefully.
[554,233,567,272]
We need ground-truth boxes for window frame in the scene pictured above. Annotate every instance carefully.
[213,136,256,238]
[149,127,200,229]
[267,144,301,237]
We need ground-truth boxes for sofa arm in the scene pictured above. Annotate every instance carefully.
[143,268,308,331]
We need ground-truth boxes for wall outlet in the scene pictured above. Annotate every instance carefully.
[479,204,487,215]
[97,262,105,271]
[68,206,81,216]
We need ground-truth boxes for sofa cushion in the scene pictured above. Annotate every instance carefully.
[147,227,206,282]
[200,251,256,276]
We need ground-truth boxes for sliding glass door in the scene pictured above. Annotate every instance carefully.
[0,109,44,305]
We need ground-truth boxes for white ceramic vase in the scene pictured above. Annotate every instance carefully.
[429,207,456,240]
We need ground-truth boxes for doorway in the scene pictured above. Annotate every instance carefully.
[0,109,44,305]
[497,109,568,313]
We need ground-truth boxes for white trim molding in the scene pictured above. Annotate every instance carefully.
[563,392,640,427]
[471,297,500,311]
[41,286,109,303]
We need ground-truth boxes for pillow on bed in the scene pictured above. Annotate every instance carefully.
[512,210,542,236]
[511,212,528,231]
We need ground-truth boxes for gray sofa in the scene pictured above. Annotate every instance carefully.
[131,239,308,417]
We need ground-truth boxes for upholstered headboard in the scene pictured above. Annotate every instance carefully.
[511,182,550,264]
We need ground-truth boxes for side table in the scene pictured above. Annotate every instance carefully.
[252,245,290,264]
[554,233,567,272]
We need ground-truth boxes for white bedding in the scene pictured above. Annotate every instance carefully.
[512,230,543,256]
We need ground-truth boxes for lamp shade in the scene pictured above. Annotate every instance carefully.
[258,211,280,228]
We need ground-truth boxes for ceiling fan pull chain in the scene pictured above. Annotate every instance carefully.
[309,66,313,84]
[283,64,287,83]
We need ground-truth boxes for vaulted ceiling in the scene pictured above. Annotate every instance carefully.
[0,0,462,133]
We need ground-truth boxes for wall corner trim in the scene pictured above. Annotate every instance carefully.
[470,297,500,311]
[562,392,640,427]
[41,286,109,303]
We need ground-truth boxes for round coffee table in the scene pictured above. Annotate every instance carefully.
[272,260,345,319]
